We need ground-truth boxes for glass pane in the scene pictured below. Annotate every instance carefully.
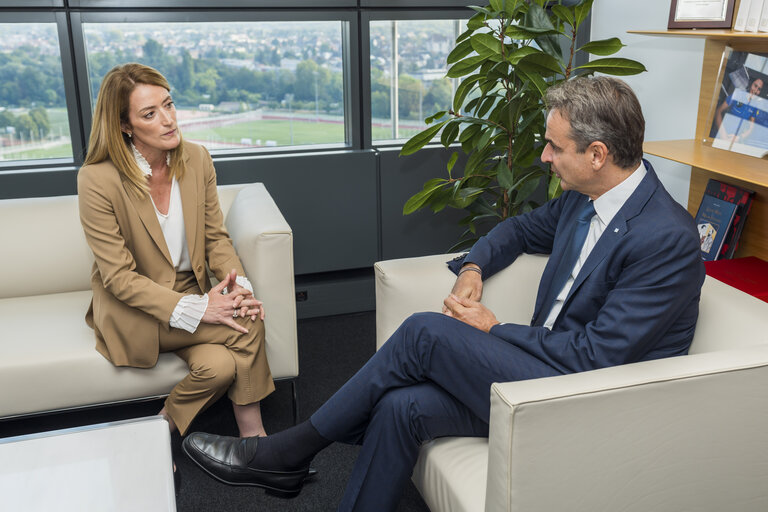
[83,21,346,152]
[0,23,72,162]
[370,19,463,142]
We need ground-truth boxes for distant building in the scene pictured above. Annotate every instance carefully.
[198,104,215,111]
[217,101,246,113]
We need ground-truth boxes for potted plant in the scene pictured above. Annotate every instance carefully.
[400,0,646,250]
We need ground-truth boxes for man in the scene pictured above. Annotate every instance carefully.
[183,76,705,511]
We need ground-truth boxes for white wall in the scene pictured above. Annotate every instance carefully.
[590,0,705,207]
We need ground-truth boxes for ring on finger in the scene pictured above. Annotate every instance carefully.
[232,310,238,318]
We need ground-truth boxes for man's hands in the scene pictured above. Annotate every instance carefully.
[201,269,264,334]
[443,294,499,333]
[442,264,499,332]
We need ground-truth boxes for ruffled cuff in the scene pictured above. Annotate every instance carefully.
[227,275,253,294]
[170,293,209,333]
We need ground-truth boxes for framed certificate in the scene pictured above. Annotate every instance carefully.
[668,0,736,28]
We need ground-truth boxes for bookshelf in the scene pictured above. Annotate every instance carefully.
[630,30,768,260]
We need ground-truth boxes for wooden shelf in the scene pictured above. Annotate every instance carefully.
[629,29,768,42]
[644,140,768,188]
[635,29,768,260]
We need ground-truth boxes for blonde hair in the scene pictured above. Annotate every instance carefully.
[84,63,186,196]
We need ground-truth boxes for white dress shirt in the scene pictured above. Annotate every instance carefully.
[136,148,251,333]
[543,163,646,329]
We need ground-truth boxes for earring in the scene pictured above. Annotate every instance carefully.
[126,132,132,138]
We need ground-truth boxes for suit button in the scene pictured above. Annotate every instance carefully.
[196,265,203,272]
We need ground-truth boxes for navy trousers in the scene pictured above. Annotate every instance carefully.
[310,312,563,512]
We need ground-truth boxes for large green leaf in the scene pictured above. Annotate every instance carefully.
[574,0,595,29]
[550,4,575,27]
[447,55,486,78]
[489,0,505,13]
[456,28,474,44]
[440,121,461,147]
[403,178,447,215]
[447,38,475,65]
[519,67,549,97]
[576,57,647,76]
[399,120,448,156]
[467,12,487,30]
[526,2,562,60]
[513,173,542,203]
[470,32,504,61]
[496,160,516,190]
[454,74,481,113]
[518,52,563,76]
[476,125,496,150]
[424,111,447,125]
[578,37,625,56]
[505,25,560,40]
[476,95,499,119]
[457,120,480,139]
[446,151,459,175]
[507,46,539,65]
[547,174,562,200]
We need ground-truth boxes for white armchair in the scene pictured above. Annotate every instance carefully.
[375,253,768,512]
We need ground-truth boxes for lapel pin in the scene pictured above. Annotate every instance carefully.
[614,228,619,233]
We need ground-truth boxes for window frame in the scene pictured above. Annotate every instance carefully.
[0,11,85,170]
[361,8,472,149]
[72,9,360,157]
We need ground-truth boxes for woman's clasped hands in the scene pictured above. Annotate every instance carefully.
[202,269,265,334]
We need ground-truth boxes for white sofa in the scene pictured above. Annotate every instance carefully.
[0,183,298,420]
[375,253,768,512]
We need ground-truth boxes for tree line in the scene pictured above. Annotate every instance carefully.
[1,38,452,124]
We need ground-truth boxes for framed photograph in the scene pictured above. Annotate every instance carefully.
[705,47,768,158]
[668,0,736,28]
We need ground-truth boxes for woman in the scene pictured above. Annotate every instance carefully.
[78,63,274,439]
[713,77,764,146]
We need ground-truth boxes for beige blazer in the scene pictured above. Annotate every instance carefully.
[77,142,245,368]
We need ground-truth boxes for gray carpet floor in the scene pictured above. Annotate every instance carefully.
[0,311,431,512]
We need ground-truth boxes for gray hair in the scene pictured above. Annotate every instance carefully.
[545,76,644,169]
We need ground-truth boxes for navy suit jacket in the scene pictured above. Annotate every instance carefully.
[455,161,705,374]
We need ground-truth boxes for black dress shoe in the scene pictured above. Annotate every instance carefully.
[182,432,308,498]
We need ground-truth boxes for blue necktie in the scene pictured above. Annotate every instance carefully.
[536,199,596,326]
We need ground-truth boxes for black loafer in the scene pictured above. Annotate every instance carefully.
[182,432,308,498]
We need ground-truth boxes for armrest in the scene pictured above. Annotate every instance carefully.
[485,344,768,512]
[374,253,548,349]
[375,253,461,348]
[225,184,298,379]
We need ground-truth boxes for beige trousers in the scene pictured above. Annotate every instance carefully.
[158,272,274,435]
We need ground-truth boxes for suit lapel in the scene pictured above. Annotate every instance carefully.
[123,178,174,266]
[565,161,659,302]
[178,151,199,266]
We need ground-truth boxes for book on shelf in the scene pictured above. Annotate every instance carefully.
[734,0,753,30]
[745,0,766,31]
[761,0,768,31]
[704,179,755,259]
[704,256,768,303]
[694,194,739,261]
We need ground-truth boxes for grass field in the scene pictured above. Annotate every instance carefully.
[183,118,345,146]
[2,107,429,161]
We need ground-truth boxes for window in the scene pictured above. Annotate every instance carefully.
[370,19,464,142]
[0,23,72,162]
[83,21,347,152]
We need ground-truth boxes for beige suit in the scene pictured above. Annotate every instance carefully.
[78,142,273,433]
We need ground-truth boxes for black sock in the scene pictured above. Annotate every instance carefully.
[247,419,331,471]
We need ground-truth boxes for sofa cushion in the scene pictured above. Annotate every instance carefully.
[0,195,93,299]
[0,291,188,418]
[412,437,487,512]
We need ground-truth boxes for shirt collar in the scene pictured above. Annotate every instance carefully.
[592,162,646,226]
[131,143,170,177]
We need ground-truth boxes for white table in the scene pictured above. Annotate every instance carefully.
[0,416,176,511]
